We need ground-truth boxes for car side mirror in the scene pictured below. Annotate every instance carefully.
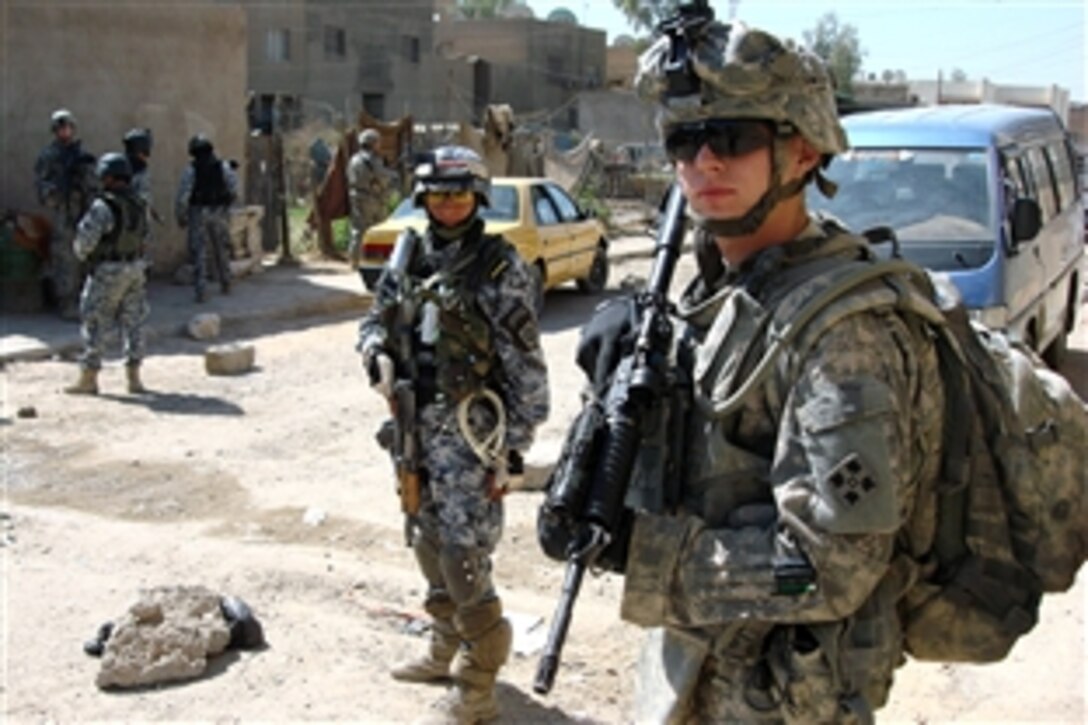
[1010,197,1042,244]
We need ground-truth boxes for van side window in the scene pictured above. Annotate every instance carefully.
[1002,154,1030,202]
[1026,147,1057,221]
[1044,142,1075,212]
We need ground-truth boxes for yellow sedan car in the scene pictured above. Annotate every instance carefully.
[359,177,609,306]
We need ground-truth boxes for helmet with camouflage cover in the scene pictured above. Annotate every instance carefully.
[412,145,491,208]
[357,128,381,149]
[97,152,132,181]
[635,22,846,156]
[635,21,846,236]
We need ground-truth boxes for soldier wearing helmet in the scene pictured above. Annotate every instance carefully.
[34,108,97,319]
[357,145,549,722]
[568,15,944,723]
[63,152,151,396]
[346,127,397,285]
[174,134,238,302]
[122,127,154,205]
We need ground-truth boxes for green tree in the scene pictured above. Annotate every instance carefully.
[949,67,969,82]
[802,13,865,95]
[457,0,518,19]
[611,0,685,34]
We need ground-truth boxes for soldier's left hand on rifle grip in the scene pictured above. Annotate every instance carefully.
[366,349,395,399]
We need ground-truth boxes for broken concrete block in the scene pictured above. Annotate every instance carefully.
[96,585,231,690]
[205,343,255,376]
[187,313,221,340]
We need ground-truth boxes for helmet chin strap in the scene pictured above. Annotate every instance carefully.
[689,137,808,238]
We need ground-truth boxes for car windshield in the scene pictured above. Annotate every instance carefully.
[389,183,519,222]
[808,148,996,271]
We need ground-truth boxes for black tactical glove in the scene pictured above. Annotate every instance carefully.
[576,296,638,392]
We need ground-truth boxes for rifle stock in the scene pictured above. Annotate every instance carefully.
[534,184,688,695]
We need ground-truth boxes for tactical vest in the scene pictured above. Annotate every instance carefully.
[92,190,148,264]
[190,158,232,206]
[407,231,513,404]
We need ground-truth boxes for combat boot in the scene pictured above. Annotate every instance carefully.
[126,364,146,394]
[417,599,511,724]
[64,368,99,396]
[391,617,459,683]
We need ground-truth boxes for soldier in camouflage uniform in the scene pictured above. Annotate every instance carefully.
[174,134,237,303]
[65,153,150,396]
[574,23,945,723]
[358,146,549,724]
[35,109,96,320]
[347,128,396,284]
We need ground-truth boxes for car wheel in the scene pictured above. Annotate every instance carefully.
[576,242,609,294]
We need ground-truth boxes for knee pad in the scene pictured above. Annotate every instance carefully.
[438,545,493,606]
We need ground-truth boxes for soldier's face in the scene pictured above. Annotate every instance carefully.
[55,123,75,144]
[674,134,773,223]
[424,190,476,228]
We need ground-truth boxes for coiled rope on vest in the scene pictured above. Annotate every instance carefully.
[457,388,507,466]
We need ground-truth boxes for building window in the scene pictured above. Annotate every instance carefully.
[402,35,420,64]
[266,28,291,63]
[324,26,346,59]
[363,93,385,119]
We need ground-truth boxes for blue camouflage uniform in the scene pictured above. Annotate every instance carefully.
[174,156,237,300]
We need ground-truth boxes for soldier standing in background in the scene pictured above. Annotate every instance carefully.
[346,128,395,286]
[358,146,549,723]
[174,134,237,303]
[65,153,150,396]
[35,108,96,320]
[123,128,154,205]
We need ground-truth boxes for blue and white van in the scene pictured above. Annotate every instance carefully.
[810,104,1084,366]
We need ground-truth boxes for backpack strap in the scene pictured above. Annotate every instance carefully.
[696,257,945,419]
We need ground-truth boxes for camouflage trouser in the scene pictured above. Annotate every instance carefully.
[407,401,504,611]
[185,206,232,297]
[347,197,386,269]
[47,207,81,314]
[77,261,149,370]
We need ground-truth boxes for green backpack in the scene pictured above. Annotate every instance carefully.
[733,256,1087,663]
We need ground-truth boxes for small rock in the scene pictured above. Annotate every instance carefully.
[302,507,327,526]
[205,343,255,376]
[16,406,37,419]
[187,313,221,340]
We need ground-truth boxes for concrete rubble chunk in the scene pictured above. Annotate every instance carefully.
[96,585,232,690]
[205,343,256,376]
[187,313,221,340]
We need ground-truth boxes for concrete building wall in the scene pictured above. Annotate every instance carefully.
[910,79,1072,125]
[242,0,439,123]
[436,18,606,118]
[576,90,657,145]
[1,1,248,273]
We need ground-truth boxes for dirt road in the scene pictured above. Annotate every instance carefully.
[2,253,1084,723]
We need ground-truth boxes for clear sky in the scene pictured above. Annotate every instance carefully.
[526,0,1087,102]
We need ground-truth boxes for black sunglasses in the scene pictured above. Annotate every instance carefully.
[664,120,781,163]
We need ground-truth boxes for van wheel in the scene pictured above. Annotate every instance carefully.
[576,242,609,294]
[1042,330,1067,370]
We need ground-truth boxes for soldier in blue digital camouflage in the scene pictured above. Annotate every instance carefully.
[64,153,150,396]
[570,20,946,723]
[358,145,549,724]
[174,134,237,303]
[35,109,97,320]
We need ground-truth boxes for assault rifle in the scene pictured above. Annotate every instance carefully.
[383,228,423,542]
[59,143,97,225]
[533,184,688,695]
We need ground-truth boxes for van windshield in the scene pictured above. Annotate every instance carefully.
[808,148,995,271]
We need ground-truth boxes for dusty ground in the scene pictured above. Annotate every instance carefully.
[1,251,1085,723]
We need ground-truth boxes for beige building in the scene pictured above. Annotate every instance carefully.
[1,1,248,273]
[435,17,607,121]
